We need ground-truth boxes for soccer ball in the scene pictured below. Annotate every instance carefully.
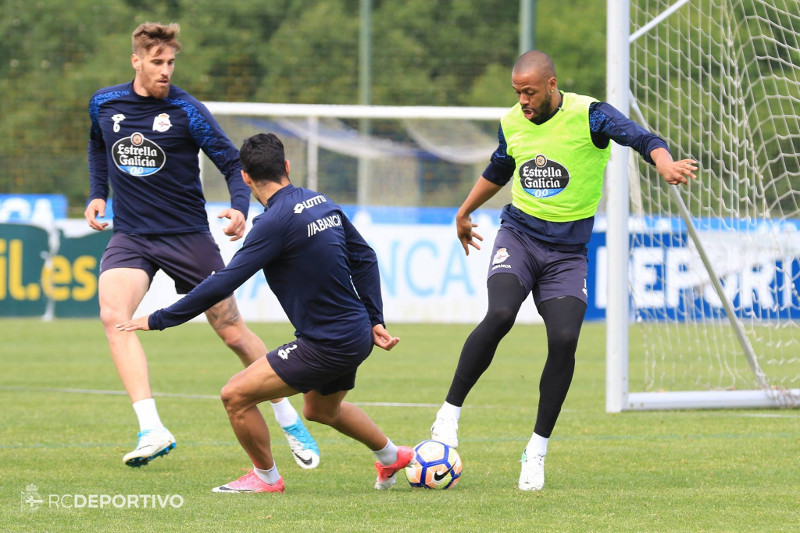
[405,440,462,489]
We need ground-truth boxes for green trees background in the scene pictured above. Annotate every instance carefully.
[0,0,607,213]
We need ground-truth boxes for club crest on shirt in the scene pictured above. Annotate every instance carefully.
[518,154,570,198]
[152,113,172,132]
[111,132,166,177]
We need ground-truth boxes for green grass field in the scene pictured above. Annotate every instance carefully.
[2,318,799,532]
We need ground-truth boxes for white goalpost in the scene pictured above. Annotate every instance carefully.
[606,0,800,410]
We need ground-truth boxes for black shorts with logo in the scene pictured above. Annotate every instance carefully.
[267,326,374,395]
[99,231,225,294]
[488,224,588,307]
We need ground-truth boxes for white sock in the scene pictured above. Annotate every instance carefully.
[270,398,300,428]
[373,439,399,466]
[526,432,548,457]
[132,398,164,432]
[437,402,461,420]
[253,464,281,485]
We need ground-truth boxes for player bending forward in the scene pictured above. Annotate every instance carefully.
[117,133,412,493]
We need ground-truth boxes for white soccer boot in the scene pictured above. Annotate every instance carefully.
[518,448,545,491]
[123,428,176,467]
[430,415,459,448]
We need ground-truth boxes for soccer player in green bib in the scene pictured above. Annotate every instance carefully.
[430,50,697,490]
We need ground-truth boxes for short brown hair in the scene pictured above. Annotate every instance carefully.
[132,22,182,56]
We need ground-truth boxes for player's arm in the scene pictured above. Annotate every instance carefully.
[115,261,249,332]
[85,99,110,231]
[650,147,697,185]
[455,178,502,255]
[216,207,247,241]
[372,324,399,351]
[187,98,251,239]
[457,128,514,255]
[342,213,382,325]
[84,198,108,231]
[117,219,278,332]
[590,102,697,185]
[341,213,399,350]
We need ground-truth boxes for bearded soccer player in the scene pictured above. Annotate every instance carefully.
[85,22,319,469]
[429,50,697,490]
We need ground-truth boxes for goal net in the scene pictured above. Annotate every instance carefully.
[609,0,800,409]
[199,103,505,210]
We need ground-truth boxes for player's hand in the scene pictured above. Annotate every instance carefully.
[84,198,109,231]
[373,324,400,351]
[456,214,483,256]
[115,315,151,332]
[218,208,246,241]
[658,158,698,186]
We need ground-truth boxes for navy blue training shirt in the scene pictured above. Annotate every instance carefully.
[148,185,384,344]
[482,98,671,248]
[88,81,251,234]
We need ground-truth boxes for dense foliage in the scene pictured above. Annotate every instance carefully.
[0,0,607,211]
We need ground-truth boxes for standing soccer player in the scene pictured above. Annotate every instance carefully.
[429,50,697,490]
[117,132,413,493]
[85,22,319,469]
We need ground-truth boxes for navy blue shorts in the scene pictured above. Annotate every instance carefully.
[99,232,225,294]
[267,327,374,395]
[488,225,588,307]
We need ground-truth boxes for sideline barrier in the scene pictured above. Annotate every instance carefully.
[4,203,792,323]
[0,221,109,317]
[0,205,543,323]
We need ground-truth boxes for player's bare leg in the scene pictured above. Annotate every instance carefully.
[220,359,409,491]
[303,391,386,449]
[206,297,320,468]
[213,356,297,493]
[205,296,267,367]
[302,390,412,489]
[99,267,175,466]
[219,357,298,468]
[99,268,152,402]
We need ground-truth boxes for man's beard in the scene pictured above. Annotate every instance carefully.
[152,84,169,99]
[529,93,553,124]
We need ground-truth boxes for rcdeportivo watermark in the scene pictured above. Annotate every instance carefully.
[21,484,183,512]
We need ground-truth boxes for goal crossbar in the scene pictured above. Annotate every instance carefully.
[205,102,506,121]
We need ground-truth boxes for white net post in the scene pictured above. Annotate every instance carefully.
[606,0,632,413]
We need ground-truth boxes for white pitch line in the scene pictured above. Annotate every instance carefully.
[7,386,794,416]
[0,385,212,399]
[0,385,441,408]
[725,412,800,419]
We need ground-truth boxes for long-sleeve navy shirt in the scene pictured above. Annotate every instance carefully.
[88,82,250,234]
[482,99,670,248]
[148,185,384,345]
